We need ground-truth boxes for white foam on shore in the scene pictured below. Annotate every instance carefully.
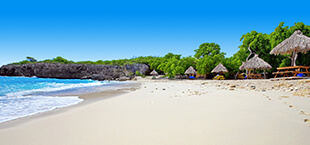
[0,77,126,123]
[5,81,108,97]
[0,95,83,123]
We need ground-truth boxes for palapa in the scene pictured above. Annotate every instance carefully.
[184,66,197,75]
[270,30,310,66]
[239,54,272,79]
[239,54,272,70]
[150,69,158,76]
[211,63,228,73]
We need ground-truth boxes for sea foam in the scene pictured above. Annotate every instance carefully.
[0,95,83,123]
[0,76,118,123]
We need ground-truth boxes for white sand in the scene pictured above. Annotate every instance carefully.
[1,79,310,145]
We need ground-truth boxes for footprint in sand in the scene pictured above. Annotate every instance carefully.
[300,111,310,116]
[278,96,289,100]
[265,96,271,100]
[288,105,294,108]
[304,119,310,124]
[280,96,289,98]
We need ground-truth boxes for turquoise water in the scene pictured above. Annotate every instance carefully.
[0,76,118,123]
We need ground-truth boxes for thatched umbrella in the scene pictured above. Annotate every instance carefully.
[211,63,228,74]
[184,66,197,76]
[270,30,310,66]
[239,54,272,79]
[150,69,158,76]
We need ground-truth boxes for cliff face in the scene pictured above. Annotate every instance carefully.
[0,63,150,81]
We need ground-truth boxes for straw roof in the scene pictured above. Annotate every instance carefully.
[211,63,228,73]
[150,69,158,75]
[184,66,197,75]
[239,54,272,70]
[270,30,310,55]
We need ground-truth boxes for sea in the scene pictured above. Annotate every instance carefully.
[0,76,125,123]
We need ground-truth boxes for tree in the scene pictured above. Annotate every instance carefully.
[149,57,163,72]
[196,53,225,74]
[26,56,37,62]
[195,43,225,74]
[156,53,181,77]
[53,56,74,64]
[239,31,272,63]
[270,22,310,66]
[153,53,196,77]
[163,53,181,60]
[239,30,281,72]
[194,43,221,59]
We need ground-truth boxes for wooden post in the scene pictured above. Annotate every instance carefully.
[264,69,266,79]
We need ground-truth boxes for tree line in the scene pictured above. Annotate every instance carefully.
[11,22,310,78]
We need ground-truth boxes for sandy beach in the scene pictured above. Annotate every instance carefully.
[1,78,310,145]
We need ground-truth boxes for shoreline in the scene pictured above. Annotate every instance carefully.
[0,81,141,129]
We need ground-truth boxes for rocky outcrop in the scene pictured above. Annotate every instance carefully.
[0,63,150,81]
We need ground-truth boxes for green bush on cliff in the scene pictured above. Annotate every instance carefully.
[135,71,146,78]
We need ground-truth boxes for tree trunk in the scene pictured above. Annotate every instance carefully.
[291,51,298,66]
[246,46,255,74]
[235,72,239,80]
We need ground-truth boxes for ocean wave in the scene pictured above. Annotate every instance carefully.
[0,95,83,123]
[0,77,125,123]
[5,81,108,97]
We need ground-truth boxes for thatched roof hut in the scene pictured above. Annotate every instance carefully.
[150,69,158,76]
[211,63,228,73]
[239,54,272,79]
[239,54,272,70]
[184,66,197,75]
[270,30,310,66]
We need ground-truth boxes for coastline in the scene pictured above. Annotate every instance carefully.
[0,81,141,129]
[0,78,310,145]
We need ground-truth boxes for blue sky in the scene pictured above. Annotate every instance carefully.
[1,0,310,66]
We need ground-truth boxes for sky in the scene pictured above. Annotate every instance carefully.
[1,0,310,66]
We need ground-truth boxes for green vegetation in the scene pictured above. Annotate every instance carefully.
[155,53,196,77]
[195,43,225,75]
[10,22,310,78]
[135,71,147,78]
[236,22,310,72]
[26,56,37,62]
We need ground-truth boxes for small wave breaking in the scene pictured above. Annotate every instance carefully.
[0,76,120,123]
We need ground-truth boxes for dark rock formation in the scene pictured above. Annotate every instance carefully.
[123,64,150,75]
[0,63,150,81]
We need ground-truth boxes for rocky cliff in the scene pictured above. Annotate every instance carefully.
[0,63,150,81]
